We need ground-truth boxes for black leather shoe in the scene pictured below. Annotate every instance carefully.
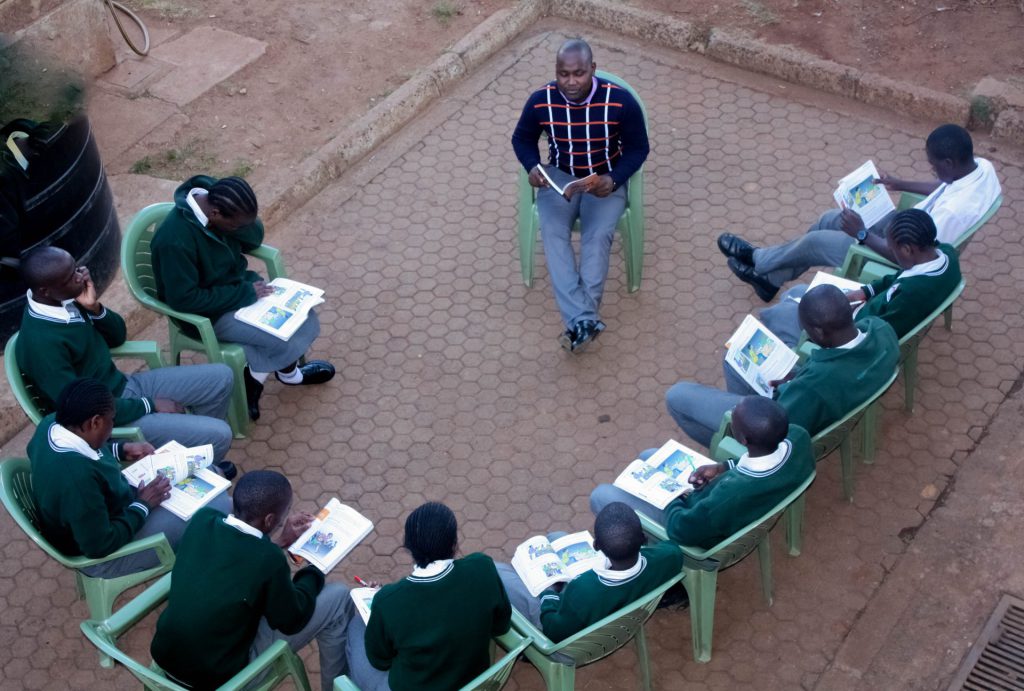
[717,233,756,265]
[727,257,779,303]
[570,320,604,353]
[214,461,238,481]
[242,367,263,421]
[276,360,336,386]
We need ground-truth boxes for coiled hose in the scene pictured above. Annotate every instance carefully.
[103,0,151,56]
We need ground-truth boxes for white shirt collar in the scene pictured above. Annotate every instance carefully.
[559,77,599,105]
[737,439,792,475]
[410,558,454,578]
[896,249,948,280]
[836,329,867,350]
[186,188,210,227]
[594,554,645,582]
[26,290,79,324]
[48,422,101,461]
[224,514,263,538]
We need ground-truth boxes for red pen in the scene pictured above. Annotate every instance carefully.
[354,576,372,587]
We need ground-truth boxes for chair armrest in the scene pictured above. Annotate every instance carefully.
[796,340,819,361]
[837,243,897,280]
[246,244,287,281]
[333,676,361,691]
[96,572,172,637]
[708,410,734,459]
[495,626,529,652]
[224,639,292,688]
[110,426,144,443]
[109,341,165,370]
[79,531,176,570]
[637,512,669,543]
[712,436,747,463]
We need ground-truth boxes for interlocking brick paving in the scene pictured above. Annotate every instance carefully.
[1,22,1021,691]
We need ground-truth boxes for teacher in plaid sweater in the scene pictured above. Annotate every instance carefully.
[511,38,649,353]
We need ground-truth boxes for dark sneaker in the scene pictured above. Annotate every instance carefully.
[276,360,336,386]
[570,320,604,353]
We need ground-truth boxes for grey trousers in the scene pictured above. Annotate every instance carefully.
[121,363,234,461]
[493,530,569,629]
[664,379,752,449]
[213,310,321,373]
[536,167,627,329]
[751,209,895,288]
[590,448,667,523]
[345,617,391,691]
[82,492,232,578]
[758,285,810,348]
[250,583,354,691]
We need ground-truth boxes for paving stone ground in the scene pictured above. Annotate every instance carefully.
[1,21,1022,691]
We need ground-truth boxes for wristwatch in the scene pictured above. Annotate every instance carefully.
[855,229,869,245]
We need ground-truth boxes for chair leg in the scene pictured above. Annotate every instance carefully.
[904,344,919,414]
[79,576,117,668]
[784,495,806,557]
[635,627,652,691]
[518,183,538,288]
[943,304,953,331]
[218,347,251,438]
[861,401,879,464]
[757,537,774,607]
[840,435,855,502]
[628,206,644,294]
[531,655,575,691]
[684,566,719,663]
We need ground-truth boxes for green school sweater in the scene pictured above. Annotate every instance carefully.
[151,175,265,320]
[856,244,962,339]
[151,508,324,690]
[16,301,152,425]
[364,553,512,691]
[776,317,899,436]
[664,425,815,549]
[28,416,148,558]
[538,541,683,643]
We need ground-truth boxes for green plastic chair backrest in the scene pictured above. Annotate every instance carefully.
[121,202,174,305]
[461,630,532,691]
[0,457,85,568]
[4,333,52,424]
[595,71,648,128]
[511,571,684,664]
[638,471,816,565]
[897,279,965,352]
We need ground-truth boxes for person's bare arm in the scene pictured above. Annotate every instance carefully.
[874,174,941,197]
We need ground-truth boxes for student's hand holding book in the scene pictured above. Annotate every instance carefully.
[136,475,172,509]
[838,208,866,235]
[252,280,275,298]
[688,462,727,491]
[121,441,156,462]
[767,371,797,389]
[276,511,316,549]
[528,165,550,189]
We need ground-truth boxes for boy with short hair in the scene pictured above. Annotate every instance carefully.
[151,471,353,690]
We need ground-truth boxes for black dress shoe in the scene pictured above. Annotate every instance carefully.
[727,257,779,303]
[276,359,336,385]
[242,367,263,421]
[570,320,604,353]
[214,460,238,481]
[656,582,690,610]
[717,233,756,265]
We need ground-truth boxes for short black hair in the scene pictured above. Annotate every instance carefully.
[926,124,973,164]
[20,245,71,292]
[556,38,593,64]
[593,502,645,562]
[887,208,938,248]
[733,396,789,449]
[403,502,457,568]
[233,470,292,522]
[208,176,258,219]
[55,378,114,428]
[798,284,853,333]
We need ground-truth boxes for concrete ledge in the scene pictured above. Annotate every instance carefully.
[994,108,1024,145]
[856,72,969,126]
[448,0,549,72]
[551,0,704,52]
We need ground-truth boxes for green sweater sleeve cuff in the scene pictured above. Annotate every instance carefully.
[113,397,151,426]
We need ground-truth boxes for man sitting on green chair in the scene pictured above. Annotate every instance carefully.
[495,502,683,642]
[590,397,814,549]
[151,175,335,421]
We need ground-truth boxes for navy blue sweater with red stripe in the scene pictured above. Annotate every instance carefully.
[511,77,649,187]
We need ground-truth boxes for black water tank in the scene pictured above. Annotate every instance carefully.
[0,115,120,341]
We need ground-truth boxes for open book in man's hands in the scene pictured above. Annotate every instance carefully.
[511,531,605,597]
[234,278,325,342]
[287,498,373,574]
[537,165,600,200]
[725,315,799,397]
[833,160,896,230]
[351,587,376,625]
[121,441,230,520]
[612,439,716,510]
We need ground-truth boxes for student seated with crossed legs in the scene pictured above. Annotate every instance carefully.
[495,502,683,642]
[590,396,814,549]
[345,502,512,691]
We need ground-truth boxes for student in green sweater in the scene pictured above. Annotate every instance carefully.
[28,378,231,578]
[17,246,234,462]
[591,397,815,549]
[667,284,900,448]
[495,502,684,642]
[150,176,335,421]
[345,502,512,691]
[151,470,353,691]
[759,209,963,344]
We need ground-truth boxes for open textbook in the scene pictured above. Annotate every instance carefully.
[725,315,799,397]
[234,278,325,342]
[537,165,599,201]
[612,439,717,510]
[833,160,895,230]
[121,441,230,520]
[351,587,376,625]
[790,272,865,305]
[287,498,374,574]
[511,531,605,597]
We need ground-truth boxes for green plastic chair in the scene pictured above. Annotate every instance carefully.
[121,202,289,438]
[637,472,815,663]
[837,192,1003,289]
[80,573,311,690]
[503,572,684,690]
[4,331,163,442]
[334,629,532,691]
[517,71,647,293]
[0,457,175,667]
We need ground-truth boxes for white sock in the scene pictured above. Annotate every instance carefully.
[276,366,303,384]
[249,369,270,384]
